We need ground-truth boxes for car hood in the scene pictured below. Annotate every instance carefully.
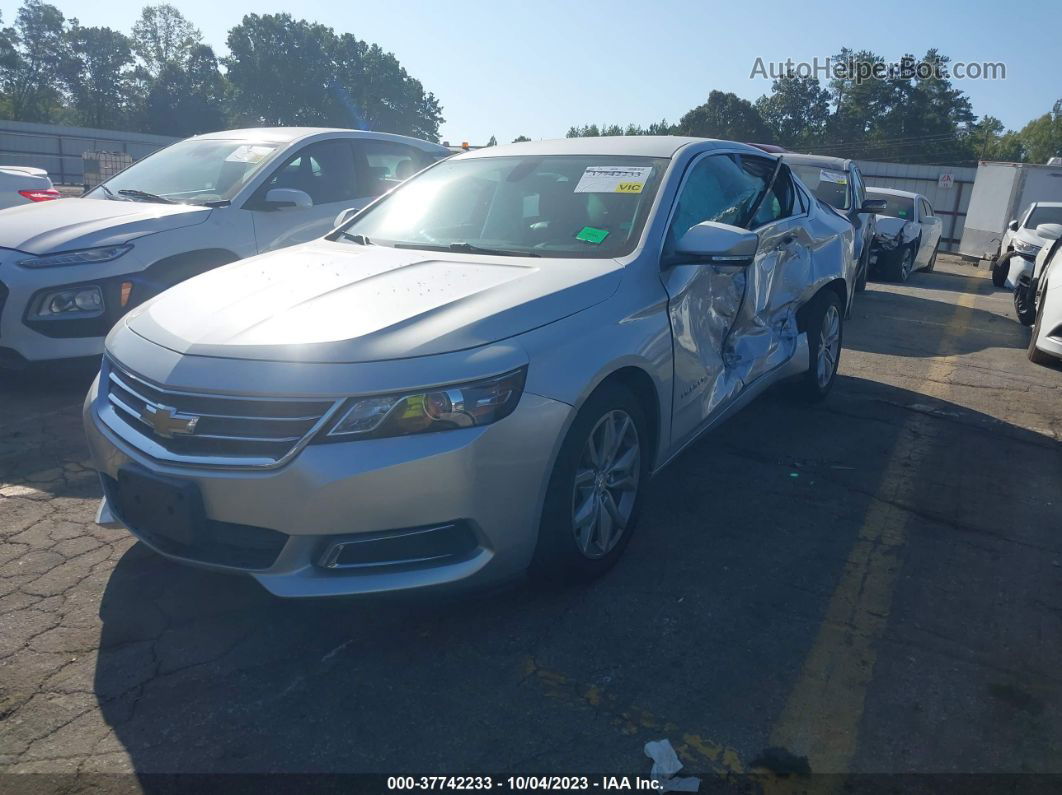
[0,197,210,255]
[1015,227,1046,248]
[873,216,914,238]
[123,240,624,363]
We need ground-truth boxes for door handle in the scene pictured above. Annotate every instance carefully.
[781,234,797,246]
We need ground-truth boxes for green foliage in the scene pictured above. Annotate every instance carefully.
[512,135,531,143]
[0,1,444,141]
[676,90,771,142]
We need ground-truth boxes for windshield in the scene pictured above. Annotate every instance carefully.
[337,154,669,258]
[1025,206,1062,229]
[86,138,280,205]
[789,164,851,210]
[868,192,914,220]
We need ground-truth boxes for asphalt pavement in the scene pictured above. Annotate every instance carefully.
[1,256,1060,791]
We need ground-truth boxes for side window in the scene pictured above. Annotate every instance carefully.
[258,139,359,206]
[669,154,779,242]
[751,164,795,227]
[354,140,434,197]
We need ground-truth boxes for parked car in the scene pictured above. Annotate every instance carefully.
[782,154,882,294]
[991,201,1062,288]
[0,127,450,368]
[0,165,60,208]
[866,187,943,282]
[83,136,855,598]
[1013,223,1062,366]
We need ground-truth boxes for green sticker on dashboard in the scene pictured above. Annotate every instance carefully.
[576,226,609,244]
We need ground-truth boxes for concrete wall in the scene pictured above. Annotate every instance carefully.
[0,120,178,186]
[855,159,978,252]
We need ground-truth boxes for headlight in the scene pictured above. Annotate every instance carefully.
[18,244,133,269]
[322,367,527,441]
[1014,239,1040,255]
[29,286,104,319]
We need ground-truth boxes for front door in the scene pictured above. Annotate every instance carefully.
[661,153,805,449]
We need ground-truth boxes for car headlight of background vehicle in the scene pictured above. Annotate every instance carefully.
[18,244,133,269]
[1014,239,1040,255]
[29,285,105,319]
[322,367,527,441]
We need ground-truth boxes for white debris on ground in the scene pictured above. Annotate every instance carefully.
[644,739,701,792]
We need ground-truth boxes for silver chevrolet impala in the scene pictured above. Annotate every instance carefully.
[83,136,855,598]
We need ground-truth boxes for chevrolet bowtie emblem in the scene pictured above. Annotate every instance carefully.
[141,404,199,438]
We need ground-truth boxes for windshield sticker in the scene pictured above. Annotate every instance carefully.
[576,226,610,244]
[574,166,653,194]
[898,209,908,218]
[819,169,848,185]
[225,144,274,164]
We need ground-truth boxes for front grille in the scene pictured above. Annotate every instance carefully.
[101,474,288,569]
[101,359,341,468]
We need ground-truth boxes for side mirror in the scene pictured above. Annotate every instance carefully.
[1035,223,1062,241]
[674,221,758,265]
[264,187,313,209]
[334,207,360,228]
[1007,219,1019,232]
[859,199,887,213]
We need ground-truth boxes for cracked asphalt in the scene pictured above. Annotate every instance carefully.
[1,256,1060,789]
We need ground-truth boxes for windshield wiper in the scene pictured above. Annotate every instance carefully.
[392,241,540,258]
[117,189,175,204]
[339,232,372,245]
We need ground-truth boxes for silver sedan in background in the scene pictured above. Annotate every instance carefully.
[83,136,854,598]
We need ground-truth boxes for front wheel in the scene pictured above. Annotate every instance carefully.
[791,290,843,402]
[884,245,915,282]
[992,252,1013,288]
[530,384,649,583]
[1014,277,1038,327]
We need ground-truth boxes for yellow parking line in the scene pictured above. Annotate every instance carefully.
[766,286,978,777]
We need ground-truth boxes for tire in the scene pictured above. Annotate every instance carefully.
[1014,276,1038,327]
[530,383,650,583]
[855,245,869,293]
[883,245,915,282]
[924,244,938,272]
[991,252,1012,288]
[792,289,843,402]
[1027,281,1055,365]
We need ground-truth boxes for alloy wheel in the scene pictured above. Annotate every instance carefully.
[817,304,841,388]
[571,409,641,559]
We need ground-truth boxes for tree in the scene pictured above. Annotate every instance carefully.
[224,14,443,140]
[486,134,497,146]
[676,90,770,142]
[1,0,68,122]
[755,72,830,150]
[1016,100,1062,163]
[61,24,136,129]
[140,43,225,135]
[512,135,531,143]
[132,3,200,77]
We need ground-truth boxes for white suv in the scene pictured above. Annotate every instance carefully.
[0,127,449,368]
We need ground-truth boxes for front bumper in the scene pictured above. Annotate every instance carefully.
[84,374,572,598]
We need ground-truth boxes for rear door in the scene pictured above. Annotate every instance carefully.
[662,153,808,447]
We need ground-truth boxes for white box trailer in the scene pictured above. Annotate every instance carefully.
[959,161,1062,261]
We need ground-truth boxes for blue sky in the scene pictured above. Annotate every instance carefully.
[3,0,1057,144]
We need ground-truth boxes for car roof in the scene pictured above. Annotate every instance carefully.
[781,153,852,170]
[866,186,922,200]
[454,136,769,160]
[189,127,449,152]
[1028,201,1062,208]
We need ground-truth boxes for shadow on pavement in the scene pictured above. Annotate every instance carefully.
[92,374,1062,778]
